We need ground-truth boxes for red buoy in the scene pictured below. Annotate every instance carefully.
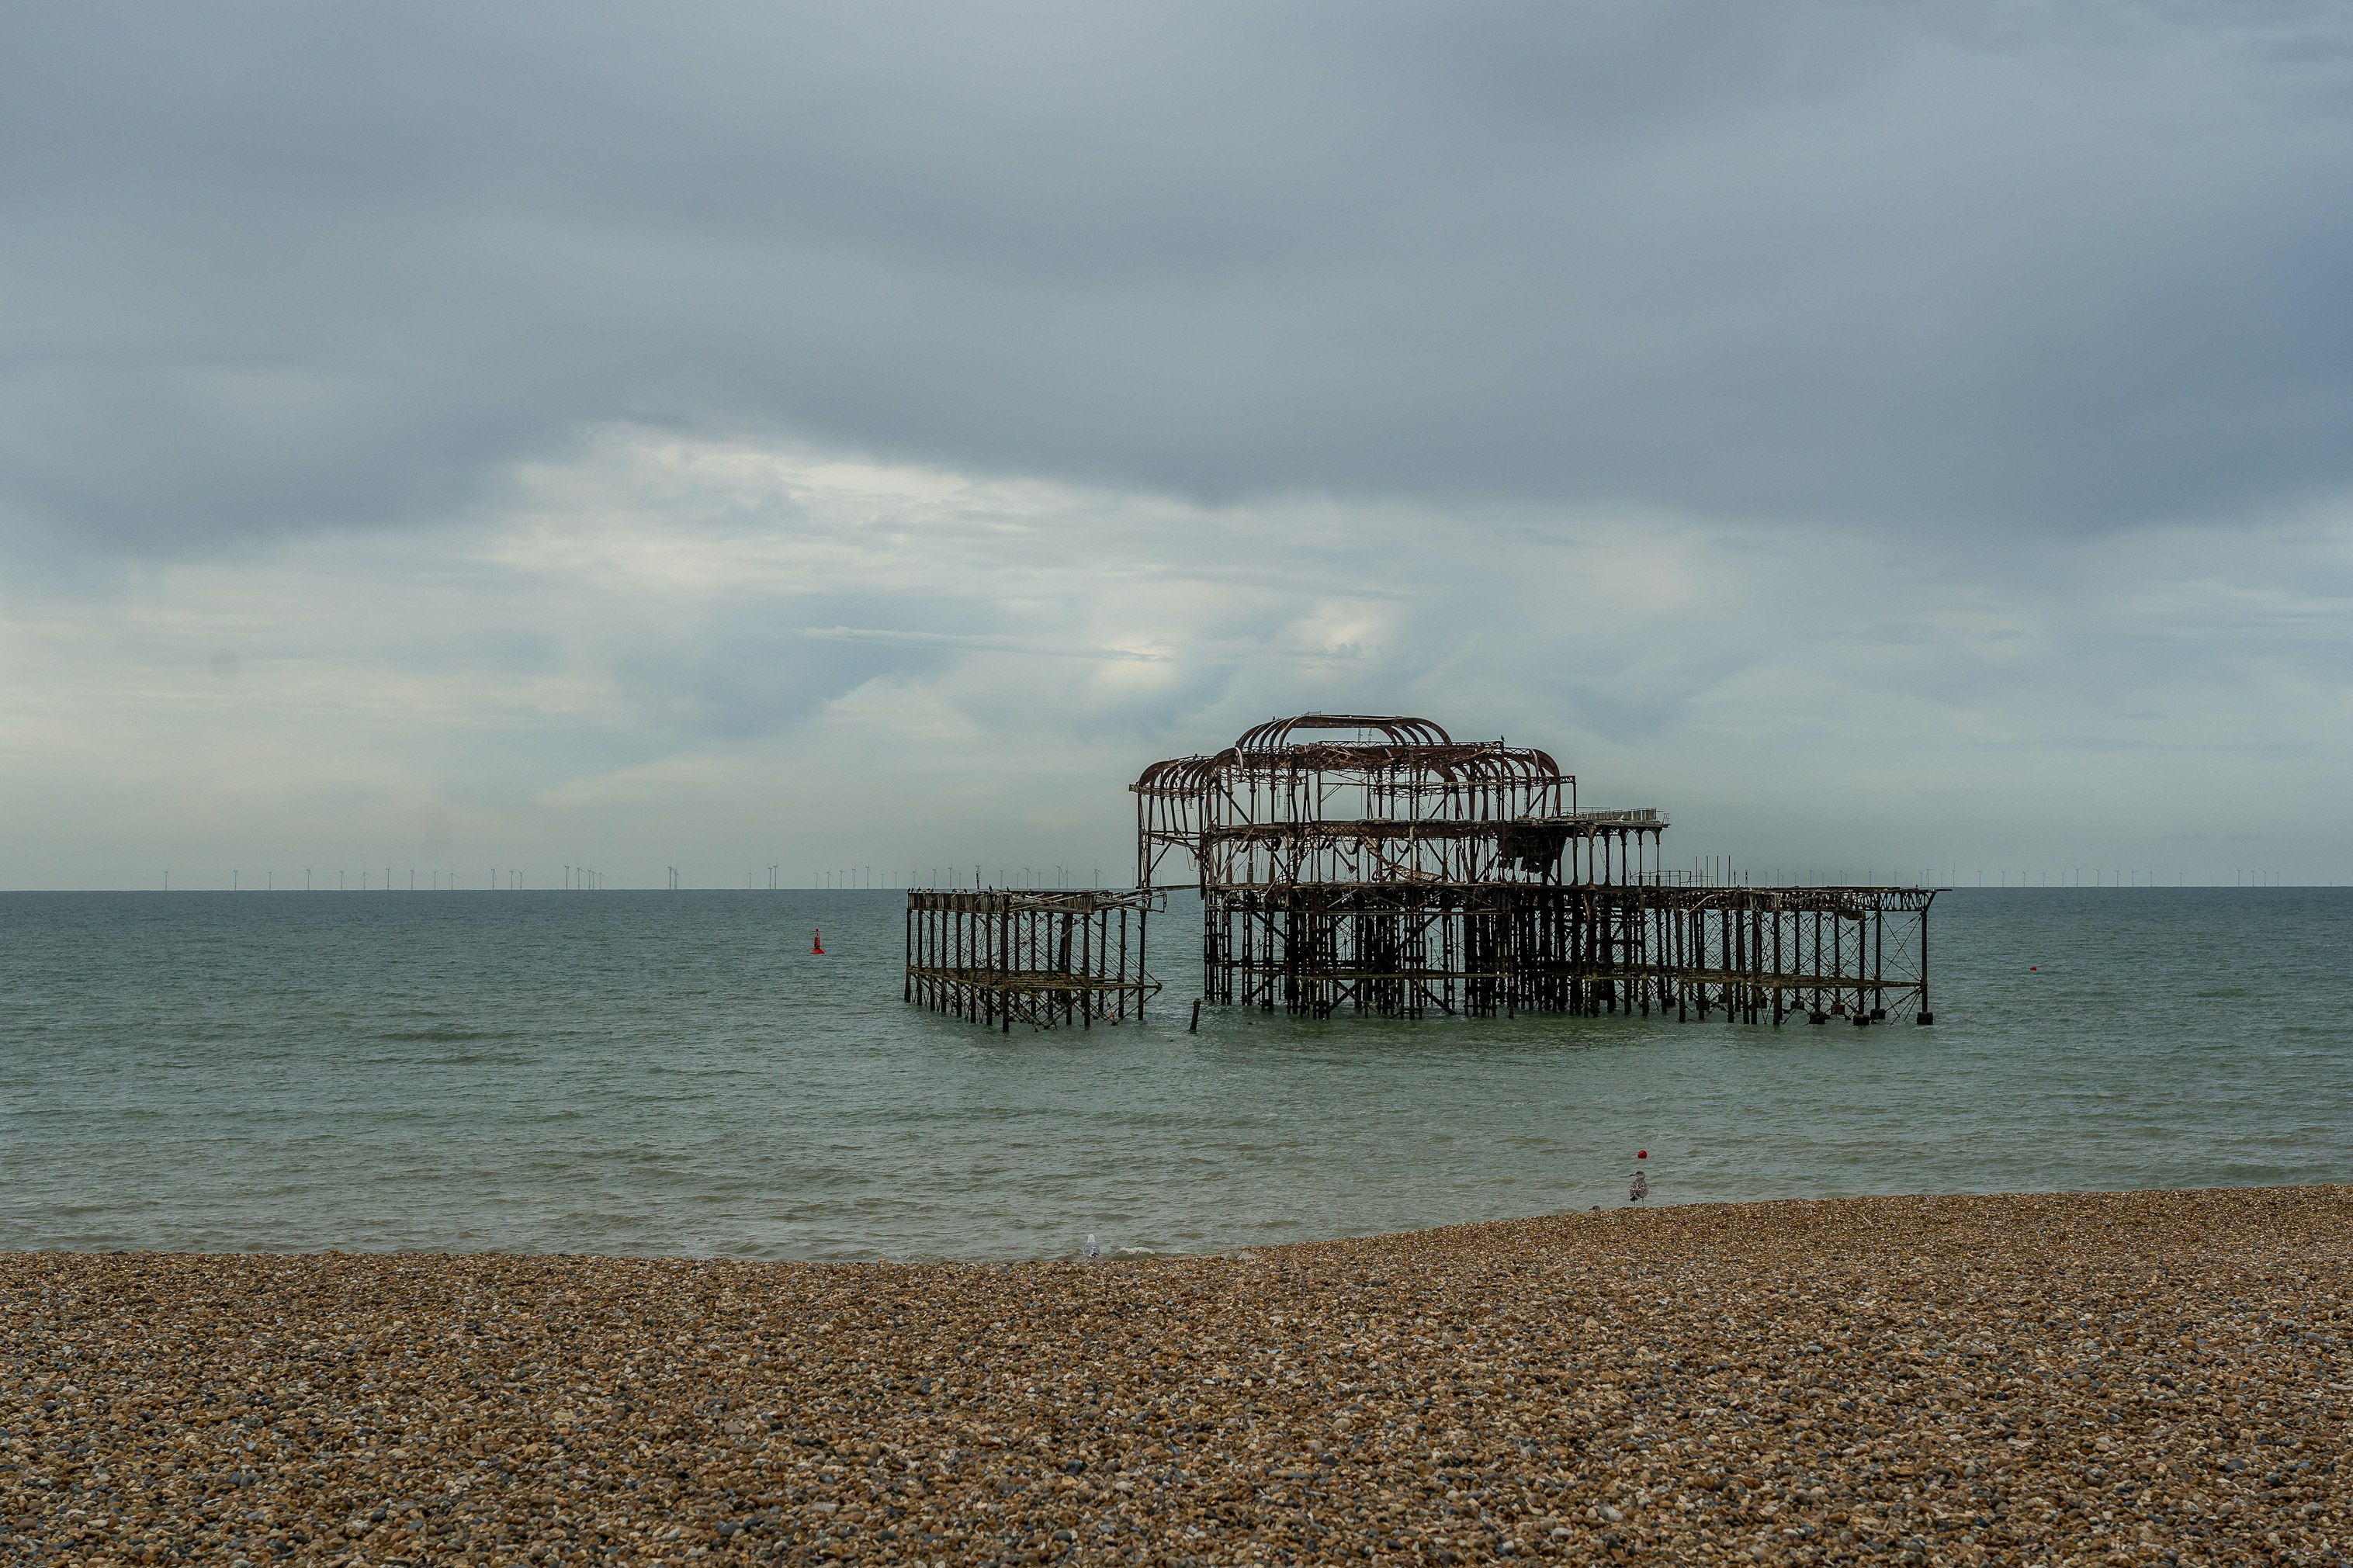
[1637,1149,1648,1160]
[811,928,825,956]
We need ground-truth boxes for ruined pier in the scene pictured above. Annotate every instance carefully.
[903,888,1160,1030]
[908,712,1939,1027]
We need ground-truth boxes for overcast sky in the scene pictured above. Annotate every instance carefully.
[5,1,2351,889]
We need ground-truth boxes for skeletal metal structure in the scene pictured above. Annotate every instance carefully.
[904,889,1161,1031]
[1133,715,1939,1023]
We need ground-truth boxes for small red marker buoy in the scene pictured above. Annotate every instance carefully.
[2029,965,2038,971]
[811,928,825,956]
[1637,1150,1648,1160]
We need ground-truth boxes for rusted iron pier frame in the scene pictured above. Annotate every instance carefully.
[1201,883,1934,1023]
[1133,713,1943,1026]
[905,889,1162,1033]
[1135,717,1675,891]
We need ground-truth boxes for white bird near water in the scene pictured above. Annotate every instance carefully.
[1629,1168,1649,1203]
[1083,1233,1100,1260]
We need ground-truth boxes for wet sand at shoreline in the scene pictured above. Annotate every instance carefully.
[5,1187,2348,1564]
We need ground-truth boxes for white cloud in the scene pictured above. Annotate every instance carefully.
[3,428,2350,888]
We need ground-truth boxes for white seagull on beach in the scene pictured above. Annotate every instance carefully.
[1083,1233,1101,1260]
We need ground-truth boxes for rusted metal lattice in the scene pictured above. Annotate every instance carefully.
[904,889,1162,1031]
[1133,715,1939,1023]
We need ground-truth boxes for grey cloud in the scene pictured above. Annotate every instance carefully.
[607,596,993,739]
[4,1,2351,557]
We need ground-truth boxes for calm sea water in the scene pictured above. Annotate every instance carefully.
[2,888,2347,1261]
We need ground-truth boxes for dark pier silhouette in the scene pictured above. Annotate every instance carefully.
[910,714,1938,1028]
[904,888,1159,1031]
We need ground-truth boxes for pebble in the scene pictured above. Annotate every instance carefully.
[5,1186,2348,1563]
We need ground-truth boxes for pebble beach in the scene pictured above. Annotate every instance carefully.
[6,1186,2348,1565]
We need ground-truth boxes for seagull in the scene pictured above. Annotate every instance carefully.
[1628,1169,1648,1203]
[1083,1233,1101,1260]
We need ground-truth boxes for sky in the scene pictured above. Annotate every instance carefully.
[4,1,2351,890]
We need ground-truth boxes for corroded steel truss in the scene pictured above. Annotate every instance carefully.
[905,889,1162,1031]
[1135,714,1939,1023]
[1136,714,1665,891]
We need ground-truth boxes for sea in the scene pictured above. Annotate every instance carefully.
[2,888,2347,1262]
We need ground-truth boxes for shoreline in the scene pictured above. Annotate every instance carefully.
[18,1177,2347,1269]
[8,1186,2348,1563]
